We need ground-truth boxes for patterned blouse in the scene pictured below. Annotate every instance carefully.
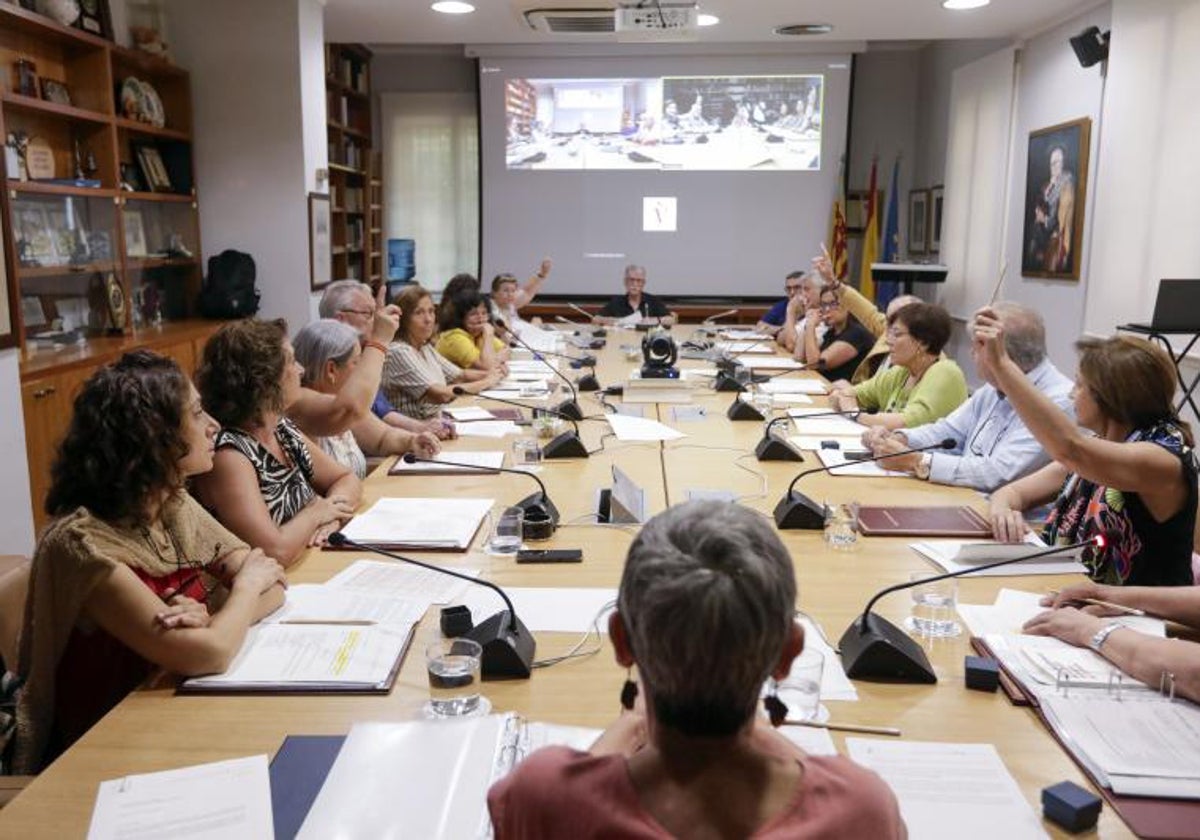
[381,340,462,420]
[318,428,367,480]
[215,418,317,524]
[1042,421,1198,586]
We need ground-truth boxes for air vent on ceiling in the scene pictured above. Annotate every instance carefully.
[524,8,616,33]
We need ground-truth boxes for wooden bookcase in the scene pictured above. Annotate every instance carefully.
[324,42,382,289]
[0,3,218,529]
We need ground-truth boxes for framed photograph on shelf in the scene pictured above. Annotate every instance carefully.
[929,185,944,254]
[39,78,71,106]
[908,189,929,256]
[309,192,332,291]
[1021,117,1090,280]
[75,0,114,40]
[134,144,172,192]
[123,210,149,258]
[12,202,56,266]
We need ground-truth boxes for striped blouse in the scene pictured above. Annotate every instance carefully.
[381,340,462,420]
[214,418,316,524]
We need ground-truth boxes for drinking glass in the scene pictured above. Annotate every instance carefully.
[511,437,542,466]
[425,638,484,718]
[907,573,961,637]
[823,502,860,551]
[777,648,825,722]
[487,506,524,554]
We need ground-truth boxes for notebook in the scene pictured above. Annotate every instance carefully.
[858,505,992,537]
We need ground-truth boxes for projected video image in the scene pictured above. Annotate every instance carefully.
[505,74,823,171]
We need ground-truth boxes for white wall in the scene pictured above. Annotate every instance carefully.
[0,351,34,553]
[164,0,322,329]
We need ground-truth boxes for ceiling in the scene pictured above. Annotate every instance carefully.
[322,0,1102,46]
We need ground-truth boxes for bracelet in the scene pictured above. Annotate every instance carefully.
[363,340,388,355]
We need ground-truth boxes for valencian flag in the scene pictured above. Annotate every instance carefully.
[876,155,902,309]
[828,161,849,281]
[858,156,879,301]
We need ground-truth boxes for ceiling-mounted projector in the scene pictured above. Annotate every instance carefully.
[615,3,698,39]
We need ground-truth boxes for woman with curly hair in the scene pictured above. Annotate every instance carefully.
[193,319,362,565]
[12,351,287,773]
[435,289,510,372]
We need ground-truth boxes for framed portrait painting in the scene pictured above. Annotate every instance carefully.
[908,189,929,255]
[309,192,332,291]
[1021,118,1090,280]
[929,185,944,254]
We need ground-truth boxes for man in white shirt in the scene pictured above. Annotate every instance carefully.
[864,301,1073,492]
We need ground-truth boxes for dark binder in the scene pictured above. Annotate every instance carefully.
[269,735,346,839]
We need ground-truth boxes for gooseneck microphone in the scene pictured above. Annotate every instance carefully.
[838,531,1114,684]
[753,409,861,462]
[725,363,817,422]
[773,438,956,529]
[456,386,589,459]
[557,313,606,339]
[516,343,600,392]
[401,452,559,528]
[327,531,536,678]
[701,308,739,325]
[501,325,586,418]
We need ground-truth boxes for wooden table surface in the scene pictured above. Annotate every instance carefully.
[0,327,1134,838]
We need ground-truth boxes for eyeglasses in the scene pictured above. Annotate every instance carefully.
[818,300,840,311]
[339,307,375,318]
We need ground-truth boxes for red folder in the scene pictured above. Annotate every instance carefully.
[857,505,992,537]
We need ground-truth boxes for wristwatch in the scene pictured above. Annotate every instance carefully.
[1088,622,1123,653]
[914,453,933,480]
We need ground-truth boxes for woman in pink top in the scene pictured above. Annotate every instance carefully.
[488,501,906,839]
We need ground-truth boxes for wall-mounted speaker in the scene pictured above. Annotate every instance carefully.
[1069,26,1110,68]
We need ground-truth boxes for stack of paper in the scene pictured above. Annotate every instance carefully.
[815,448,905,478]
[606,413,686,441]
[717,340,773,354]
[455,421,522,439]
[911,535,1086,576]
[719,329,771,340]
[787,407,868,435]
[338,497,493,550]
[446,406,497,422]
[739,356,808,370]
[957,588,1165,638]
[982,634,1156,699]
[388,451,505,475]
[326,559,480,605]
[761,379,829,396]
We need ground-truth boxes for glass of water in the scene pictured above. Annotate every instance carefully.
[907,573,961,638]
[751,387,774,416]
[823,502,860,550]
[487,506,524,554]
[777,648,825,722]
[425,638,485,718]
[511,437,542,467]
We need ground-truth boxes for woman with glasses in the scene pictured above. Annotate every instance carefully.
[830,302,967,429]
[435,290,510,373]
[983,315,1197,587]
[13,351,287,773]
[795,286,874,384]
[488,501,905,838]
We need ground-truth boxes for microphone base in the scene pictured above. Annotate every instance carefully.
[727,398,766,421]
[542,431,589,459]
[576,373,600,392]
[838,613,937,684]
[555,399,584,421]
[467,611,536,680]
[714,372,747,392]
[514,490,560,526]
[755,435,803,462]
[772,491,826,529]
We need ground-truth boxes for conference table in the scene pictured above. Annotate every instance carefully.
[0,327,1136,838]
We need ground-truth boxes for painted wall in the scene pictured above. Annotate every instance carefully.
[0,351,34,553]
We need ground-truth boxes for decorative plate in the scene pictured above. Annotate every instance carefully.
[120,77,142,121]
[138,79,165,128]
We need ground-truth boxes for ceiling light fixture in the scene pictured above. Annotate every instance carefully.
[698,13,719,27]
[774,24,834,36]
[942,0,990,10]
[431,1,475,14]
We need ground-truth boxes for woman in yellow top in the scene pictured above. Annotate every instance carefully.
[435,290,510,373]
[830,301,967,429]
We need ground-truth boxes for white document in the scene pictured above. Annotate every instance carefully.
[787,407,869,435]
[338,497,493,549]
[788,435,863,451]
[779,725,838,757]
[606,413,686,441]
[87,755,273,840]
[718,340,773,354]
[459,587,618,633]
[789,616,858,702]
[815,448,906,478]
[389,451,505,474]
[845,740,1047,840]
[738,392,813,406]
[500,373,554,385]
[481,388,549,402]
[182,624,412,690]
[982,634,1154,693]
[910,536,1086,576]
[454,421,522,439]
[507,358,559,373]
[719,329,771,340]
[446,406,497,421]
[264,584,427,628]
[1039,695,1200,795]
[326,559,480,605]
[957,588,1165,639]
[761,379,829,395]
[739,356,808,370]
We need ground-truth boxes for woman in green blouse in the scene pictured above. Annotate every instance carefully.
[829,301,967,429]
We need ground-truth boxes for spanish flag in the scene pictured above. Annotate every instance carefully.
[859,157,879,301]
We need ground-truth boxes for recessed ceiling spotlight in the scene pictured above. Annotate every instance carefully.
[431,1,475,14]
[698,13,720,27]
[775,23,834,36]
[942,0,990,10]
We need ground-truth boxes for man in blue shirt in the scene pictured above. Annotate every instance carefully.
[756,270,819,351]
[864,302,1073,492]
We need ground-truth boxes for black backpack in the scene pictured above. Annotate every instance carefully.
[198,249,260,319]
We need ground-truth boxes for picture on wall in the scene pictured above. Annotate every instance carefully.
[929,185,944,254]
[309,192,332,291]
[1021,117,1090,280]
[908,189,928,255]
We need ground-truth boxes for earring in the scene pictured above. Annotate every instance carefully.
[620,669,638,711]
[763,679,788,727]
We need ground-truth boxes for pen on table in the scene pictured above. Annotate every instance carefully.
[1046,589,1146,617]
[279,619,377,626]
[783,719,902,737]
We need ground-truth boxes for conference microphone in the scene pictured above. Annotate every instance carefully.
[753,408,861,462]
[568,302,596,322]
[501,324,586,418]
[557,314,606,339]
[773,438,956,529]
[725,362,817,420]
[326,531,535,679]
[701,308,739,325]
[517,343,601,391]
[456,386,589,459]
[838,531,1115,684]
[401,452,559,530]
